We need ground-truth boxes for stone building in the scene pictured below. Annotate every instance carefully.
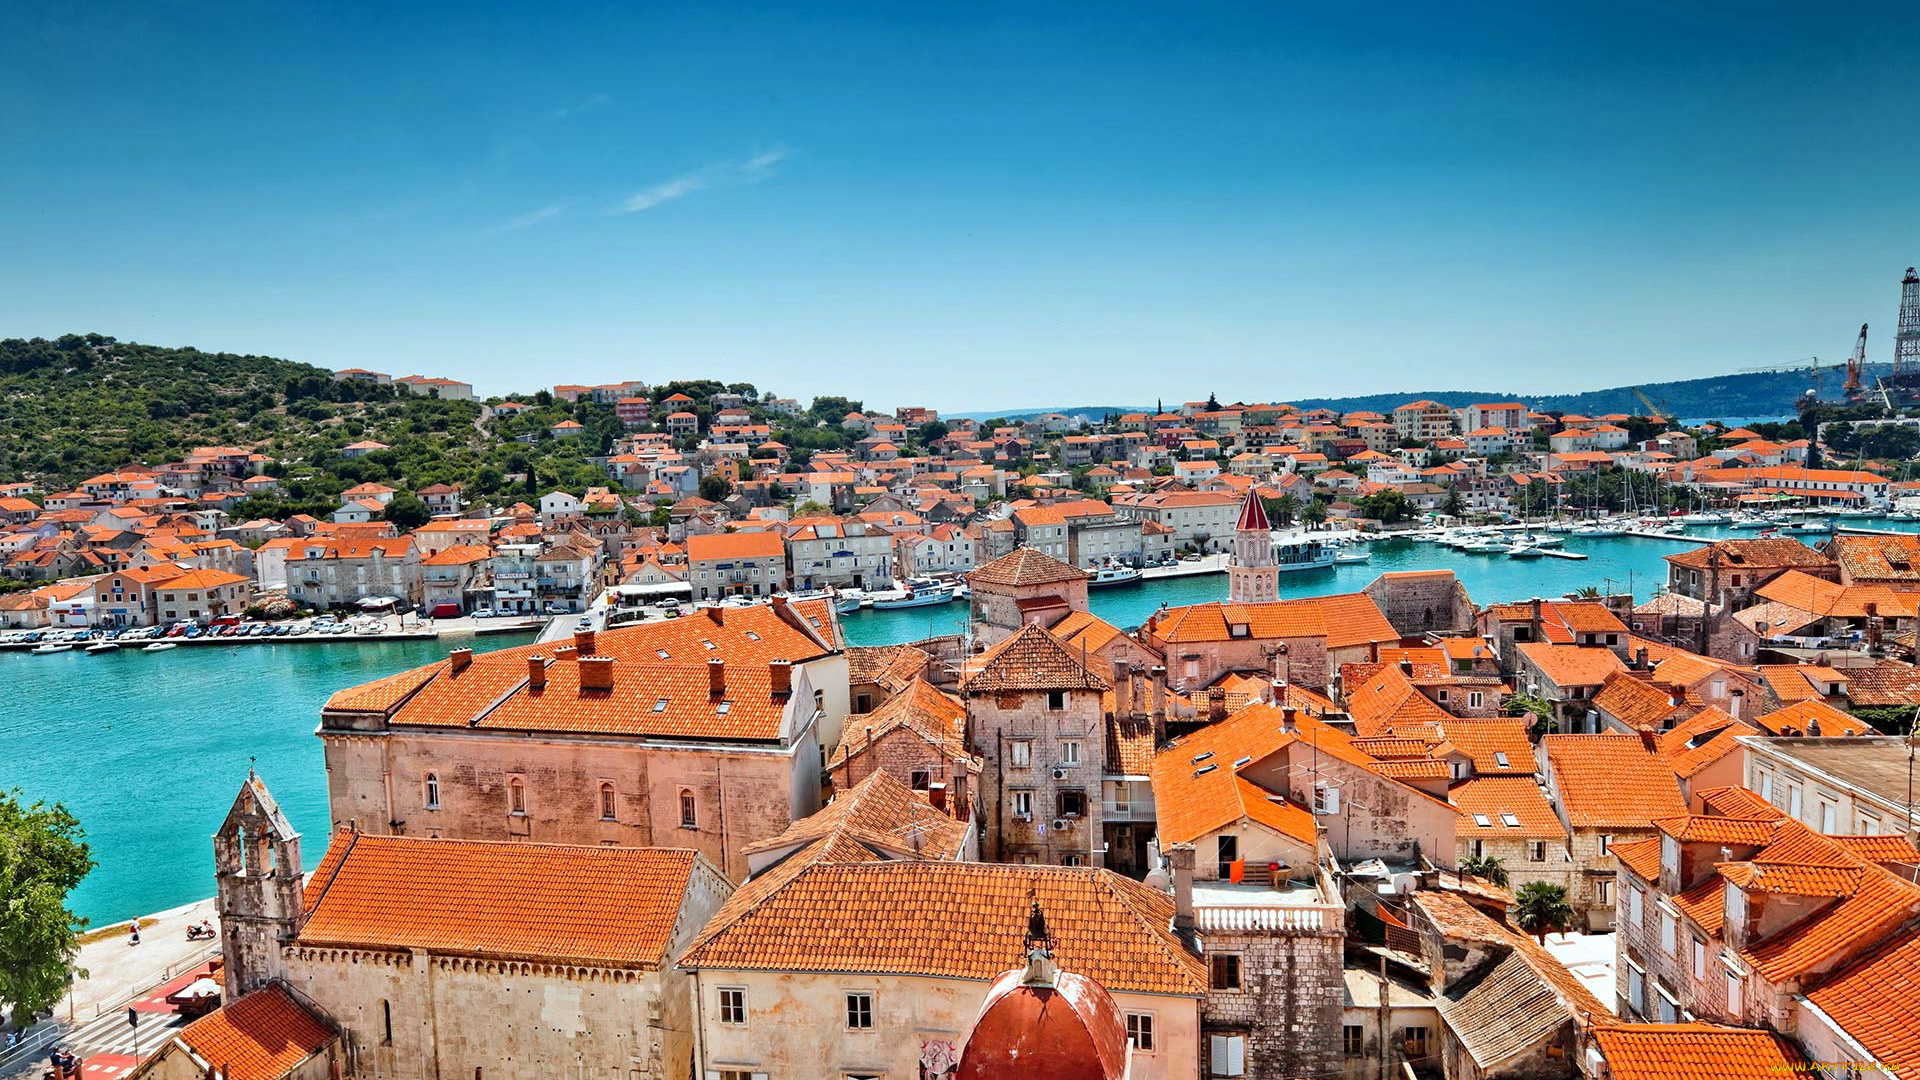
[1538,733,1687,930]
[827,676,982,819]
[968,546,1090,646]
[125,985,339,1080]
[214,774,307,1001]
[961,622,1112,866]
[317,601,846,883]
[682,860,1204,1080]
[1362,569,1475,638]
[1139,593,1400,693]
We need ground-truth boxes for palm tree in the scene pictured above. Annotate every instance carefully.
[1513,882,1575,943]
[1573,585,1602,599]
[1459,854,1509,888]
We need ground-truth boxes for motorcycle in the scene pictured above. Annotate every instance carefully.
[185,924,216,942]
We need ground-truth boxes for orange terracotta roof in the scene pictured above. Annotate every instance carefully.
[743,770,969,861]
[1434,720,1535,775]
[1832,834,1920,864]
[960,623,1110,694]
[299,832,701,967]
[1807,929,1920,1075]
[830,677,970,767]
[682,861,1204,995]
[1450,776,1565,837]
[1542,733,1686,828]
[174,985,335,1080]
[1517,643,1626,689]
[967,546,1088,587]
[1752,699,1873,737]
[686,531,784,561]
[1591,1023,1805,1080]
[1612,837,1661,882]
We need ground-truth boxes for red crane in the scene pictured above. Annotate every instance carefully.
[1844,323,1868,396]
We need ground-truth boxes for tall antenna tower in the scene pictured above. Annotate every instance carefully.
[1897,266,1920,380]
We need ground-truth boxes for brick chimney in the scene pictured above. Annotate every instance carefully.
[769,658,793,696]
[1113,661,1133,718]
[707,605,725,627]
[573,628,596,655]
[708,656,726,696]
[1207,687,1227,722]
[527,655,547,689]
[579,655,615,691]
[449,647,472,673]
[553,645,577,663]
[927,782,948,813]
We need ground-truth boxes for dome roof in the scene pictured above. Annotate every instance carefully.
[956,963,1131,1080]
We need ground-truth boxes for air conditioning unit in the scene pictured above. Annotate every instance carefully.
[1052,767,1069,780]
[1052,818,1069,832]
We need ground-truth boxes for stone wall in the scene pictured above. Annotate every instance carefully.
[970,687,1107,866]
[1199,929,1344,1080]
[322,728,811,884]
[1363,573,1474,637]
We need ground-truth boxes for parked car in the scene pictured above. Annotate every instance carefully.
[471,607,497,619]
[426,602,462,619]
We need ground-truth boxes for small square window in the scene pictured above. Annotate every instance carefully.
[718,987,746,1026]
[1127,1012,1155,1052]
[1209,953,1241,990]
[846,991,874,1029]
[1010,741,1032,768]
[1343,1025,1364,1056]
[1047,690,1066,710]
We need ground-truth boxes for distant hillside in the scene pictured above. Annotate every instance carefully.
[966,367,1837,426]
[0,334,329,484]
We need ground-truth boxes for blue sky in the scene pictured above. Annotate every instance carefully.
[2,2,1917,411]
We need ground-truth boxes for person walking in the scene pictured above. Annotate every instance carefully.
[128,920,140,946]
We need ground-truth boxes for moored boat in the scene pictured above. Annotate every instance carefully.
[142,642,178,652]
[1087,564,1144,587]
[870,578,955,609]
[85,642,119,654]
[31,643,72,654]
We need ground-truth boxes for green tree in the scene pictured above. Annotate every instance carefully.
[1512,881,1575,944]
[1355,489,1409,524]
[699,474,734,503]
[1459,854,1509,888]
[1301,498,1330,526]
[1504,693,1559,735]
[382,493,430,530]
[0,791,94,1029]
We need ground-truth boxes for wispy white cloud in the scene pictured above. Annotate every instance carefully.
[742,146,792,173]
[505,204,563,230]
[613,147,795,215]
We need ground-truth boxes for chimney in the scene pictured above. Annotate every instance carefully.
[1399,657,1414,676]
[553,645,577,663]
[769,658,793,696]
[1113,661,1133,718]
[1635,646,1649,670]
[927,782,948,812]
[1131,668,1148,719]
[579,656,615,691]
[573,628,596,655]
[1669,690,1685,707]
[1169,845,1196,932]
[526,655,547,689]
[707,605,725,627]
[1529,597,1544,640]
[708,656,726,696]
[1281,706,1298,734]
[1208,687,1227,722]
[449,647,472,673]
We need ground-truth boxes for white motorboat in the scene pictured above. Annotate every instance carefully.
[1679,512,1729,524]
[143,642,178,652]
[1507,542,1545,558]
[1332,548,1371,565]
[832,589,866,614]
[1087,564,1144,587]
[870,578,955,610]
[84,642,119,654]
[1462,539,1512,554]
[1789,521,1834,534]
[1272,535,1336,571]
[30,643,72,654]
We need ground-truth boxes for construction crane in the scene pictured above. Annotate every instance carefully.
[1630,386,1672,421]
[1742,356,1825,397]
[1845,323,1869,395]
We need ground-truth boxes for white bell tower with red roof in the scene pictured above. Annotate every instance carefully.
[1228,491,1279,604]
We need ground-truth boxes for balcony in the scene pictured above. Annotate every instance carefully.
[1101,800,1155,822]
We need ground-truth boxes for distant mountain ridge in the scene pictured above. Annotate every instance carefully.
[956,366,1851,425]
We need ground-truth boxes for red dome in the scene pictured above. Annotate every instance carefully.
[955,965,1131,1080]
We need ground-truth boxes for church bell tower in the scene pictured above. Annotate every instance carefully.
[1228,492,1279,604]
[213,772,306,998]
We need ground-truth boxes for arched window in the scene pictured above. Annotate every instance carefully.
[679,789,697,829]
[508,777,526,816]
[599,782,617,821]
[425,773,440,810]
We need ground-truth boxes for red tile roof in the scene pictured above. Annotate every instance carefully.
[300,832,703,968]
[174,985,335,1080]
[1542,734,1686,828]
[681,861,1205,995]
[1591,1023,1805,1080]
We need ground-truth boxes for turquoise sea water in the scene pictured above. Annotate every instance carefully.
[8,520,1912,924]
[0,633,534,926]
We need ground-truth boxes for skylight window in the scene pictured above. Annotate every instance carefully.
[716,701,732,715]
[1472,813,1492,828]
[1194,764,1218,776]
[1192,751,1215,764]
[745,631,761,641]
[1501,813,1521,828]
[652,698,669,713]
[656,649,671,659]
[1232,755,1253,769]
[1494,752,1510,768]
[702,639,716,650]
